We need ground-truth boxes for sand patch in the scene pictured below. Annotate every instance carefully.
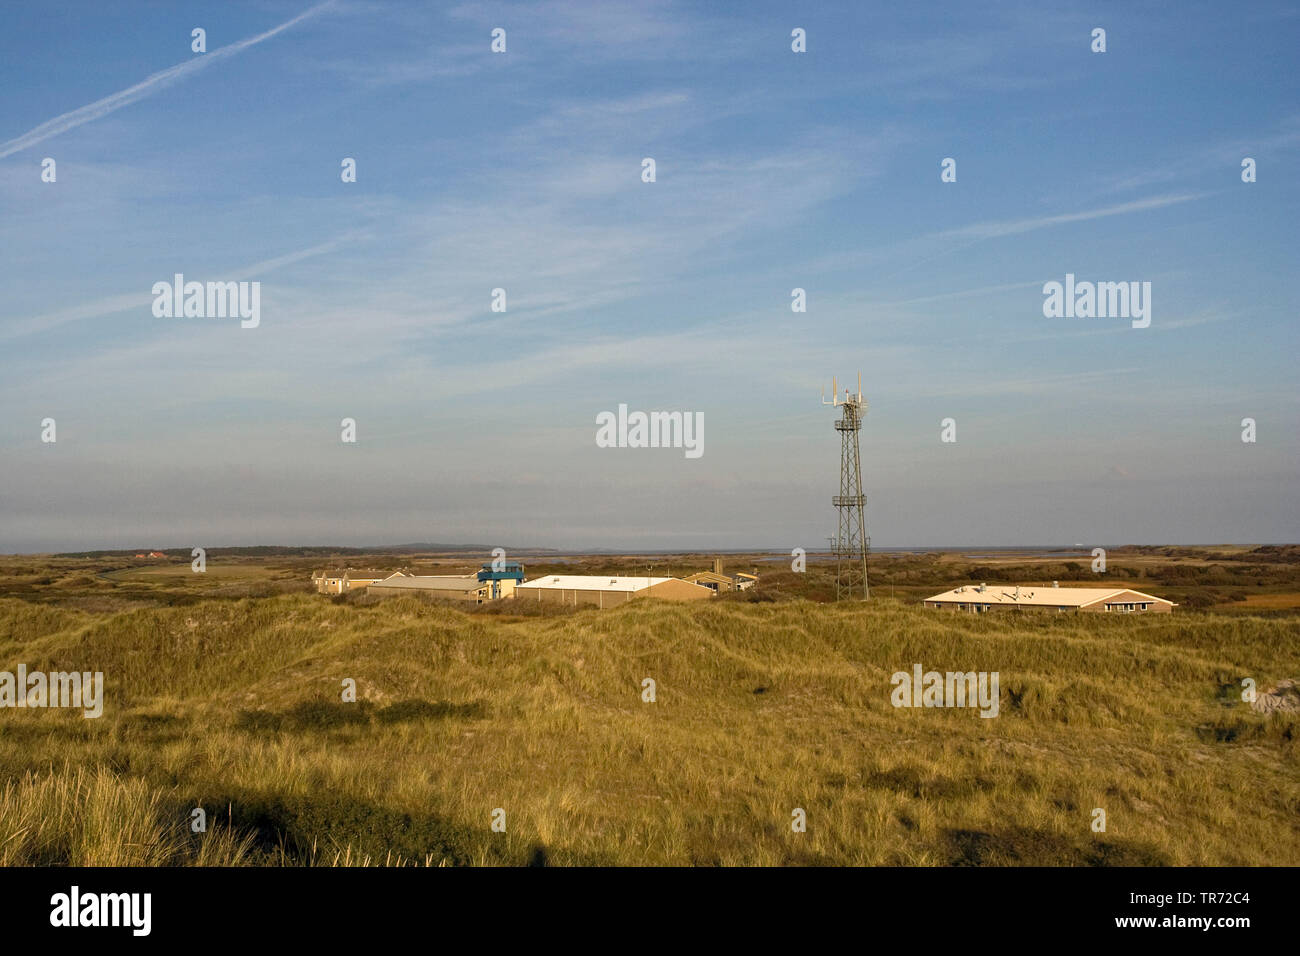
[1251,679,1300,715]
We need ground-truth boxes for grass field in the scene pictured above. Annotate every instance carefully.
[0,546,1296,866]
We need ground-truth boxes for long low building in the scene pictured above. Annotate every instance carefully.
[312,569,401,594]
[923,583,1175,613]
[367,574,500,603]
[517,575,713,608]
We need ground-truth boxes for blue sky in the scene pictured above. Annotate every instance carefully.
[1,1,1297,552]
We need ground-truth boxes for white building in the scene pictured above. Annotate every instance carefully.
[922,583,1175,613]
[516,575,713,608]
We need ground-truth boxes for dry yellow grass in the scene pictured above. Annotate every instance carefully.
[0,591,1296,865]
[0,765,254,866]
[1215,593,1300,610]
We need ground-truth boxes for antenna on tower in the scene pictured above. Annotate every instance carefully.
[822,373,867,409]
[822,373,870,600]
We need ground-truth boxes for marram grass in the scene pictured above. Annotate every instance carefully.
[0,594,1295,866]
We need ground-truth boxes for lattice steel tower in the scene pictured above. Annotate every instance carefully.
[822,374,870,600]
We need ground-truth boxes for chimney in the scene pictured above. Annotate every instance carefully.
[713,557,723,575]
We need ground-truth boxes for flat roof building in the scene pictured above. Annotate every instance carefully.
[922,583,1175,613]
[516,575,713,608]
[367,574,498,603]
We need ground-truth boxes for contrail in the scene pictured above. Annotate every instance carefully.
[0,1,332,159]
[932,193,1207,241]
[0,232,357,342]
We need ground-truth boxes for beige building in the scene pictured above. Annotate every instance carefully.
[684,570,737,592]
[366,574,499,603]
[922,583,1175,614]
[516,575,713,608]
[312,569,402,595]
[684,558,758,594]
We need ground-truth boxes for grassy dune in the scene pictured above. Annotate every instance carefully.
[0,594,1295,865]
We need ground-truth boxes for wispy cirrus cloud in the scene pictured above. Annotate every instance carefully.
[1087,119,1300,196]
[931,193,1209,242]
[0,234,357,342]
[0,1,334,159]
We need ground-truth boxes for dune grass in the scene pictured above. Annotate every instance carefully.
[0,764,256,866]
[0,591,1296,865]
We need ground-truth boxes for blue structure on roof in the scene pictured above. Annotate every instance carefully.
[477,562,525,582]
[478,561,525,600]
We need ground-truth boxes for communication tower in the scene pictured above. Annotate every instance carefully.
[822,374,870,600]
